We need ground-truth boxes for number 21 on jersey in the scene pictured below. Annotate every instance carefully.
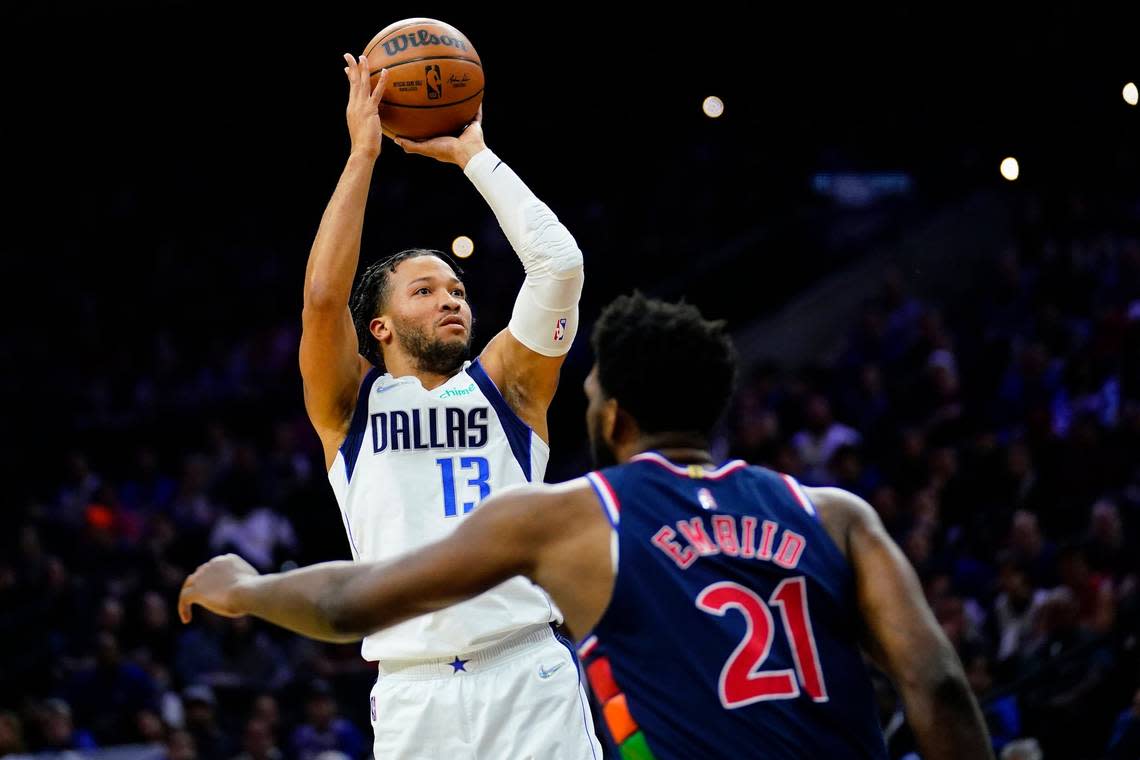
[696,578,828,708]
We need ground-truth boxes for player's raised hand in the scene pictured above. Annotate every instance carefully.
[178,553,259,623]
[344,54,390,160]
[394,104,485,169]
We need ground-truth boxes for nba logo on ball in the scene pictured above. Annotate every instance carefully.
[425,65,443,100]
[553,318,567,341]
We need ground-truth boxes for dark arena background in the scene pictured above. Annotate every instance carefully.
[3,3,1139,759]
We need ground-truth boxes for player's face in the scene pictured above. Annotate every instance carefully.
[382,256,474,374]
[584,366,619,468]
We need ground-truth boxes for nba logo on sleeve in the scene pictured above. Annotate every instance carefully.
[553,318,567,341]
[370,695,377,722]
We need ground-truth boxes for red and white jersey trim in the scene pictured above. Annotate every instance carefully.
[585,472,621,526]
[630,452,748,480]
[780,474,817,517]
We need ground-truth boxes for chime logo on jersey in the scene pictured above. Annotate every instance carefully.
[553,318,567,341]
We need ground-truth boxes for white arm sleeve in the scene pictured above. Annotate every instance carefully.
[464,148,584,357]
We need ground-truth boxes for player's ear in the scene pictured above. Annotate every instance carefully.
[603,399,628,445]
[370,316,392,345]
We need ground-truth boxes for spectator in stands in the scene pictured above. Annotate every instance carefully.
[964,653,1019,755]
[1057,543,1115,633]
[233,717,283,760]
[249,693,282,742]
[165,727,198,760]
[1085,499,1128,578]
[183,684,234,760]
[290,680,367,760]
[31,698,97,753]
[176,615,290,692]
[992,557,1047,667]
[791,394,861,484]
[1007,510,1057,588]
[1020,588,1115,756]
[63,631,158,744]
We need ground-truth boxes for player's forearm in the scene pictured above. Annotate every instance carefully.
[303,152,378,310]
[235,555,452,643]
[466,148,584,358]
[463,149,583,280]
[902,666,994,760]
[234,560,368,644]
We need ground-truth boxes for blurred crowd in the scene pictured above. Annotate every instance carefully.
[1,188,1138,760]
[723,191,1140,759]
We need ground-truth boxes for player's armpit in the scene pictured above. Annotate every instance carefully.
[478,328,565,440]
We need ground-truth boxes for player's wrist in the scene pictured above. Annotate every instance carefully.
[461,146,496,177]
[229,575,262,616]
[349,145,381,163]
[455,142,488,170]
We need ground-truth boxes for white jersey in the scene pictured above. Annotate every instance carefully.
[328,358,558,660]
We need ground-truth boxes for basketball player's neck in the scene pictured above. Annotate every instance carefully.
[627,433,714,466]
[381,352,456,391]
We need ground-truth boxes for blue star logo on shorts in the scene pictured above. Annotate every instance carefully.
[450,656,470,673]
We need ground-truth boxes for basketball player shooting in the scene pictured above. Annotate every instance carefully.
[293,53,600,757]
[182,293,992,760]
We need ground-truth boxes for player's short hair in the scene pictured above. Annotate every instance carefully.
[350,249,465,365]
[591,292,737,436]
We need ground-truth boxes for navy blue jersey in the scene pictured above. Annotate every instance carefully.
[578,452,888,760]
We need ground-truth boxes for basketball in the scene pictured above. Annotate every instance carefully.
[363,19,484,140]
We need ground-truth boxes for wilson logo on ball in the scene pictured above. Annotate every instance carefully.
[380,30,469,56]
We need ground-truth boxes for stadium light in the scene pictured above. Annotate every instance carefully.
[702,96,725,118]
[1124,82,1138,106]
[452,235,474,258]
[1000,157,1020,181]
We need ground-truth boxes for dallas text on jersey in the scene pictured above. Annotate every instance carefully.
[370,407,490,453]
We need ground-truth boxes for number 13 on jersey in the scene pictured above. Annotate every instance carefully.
[436,456,491,517]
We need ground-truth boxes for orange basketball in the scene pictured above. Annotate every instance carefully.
[363,19,484,140]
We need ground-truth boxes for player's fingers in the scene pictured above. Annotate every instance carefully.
[178,584,193,624]
[394,138,431,155]
[358,55,371,92]
[344,55,361,103]
[397,136,449,155]
[473,104,483,124]
[369,68,390,106]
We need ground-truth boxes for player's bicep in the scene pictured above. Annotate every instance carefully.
[299,304,368,433]
[847,505,959,687]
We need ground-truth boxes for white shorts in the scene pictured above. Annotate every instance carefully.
[368,624,603,759]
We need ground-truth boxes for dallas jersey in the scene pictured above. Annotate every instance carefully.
[577,452,888,760]
[329,358,558,660]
